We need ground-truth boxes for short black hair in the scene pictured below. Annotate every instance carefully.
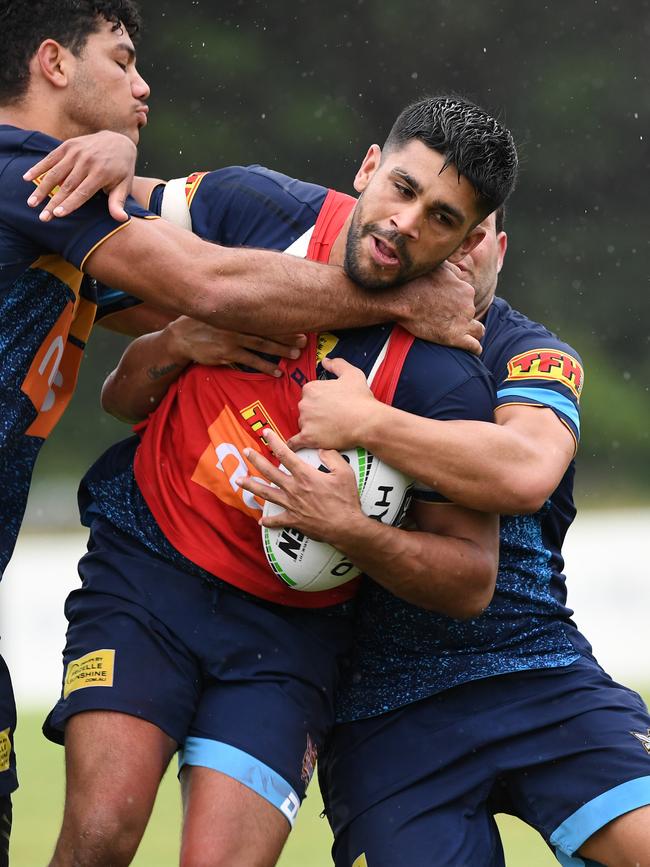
[383,95,518,219]
[495,203,506,234]
[0,1,142,105]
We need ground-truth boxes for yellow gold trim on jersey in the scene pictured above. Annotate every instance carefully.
[30,254,83,296]
[240,400,284,446]
[0,729,11,773]
[32,173,60,199]
[63,649,115,699]
[69,296,96,342]
[185,171,209,208]
[505,348,584,400]
[79,220,132,272]
[352,854,369,867]
[316,332,339,364]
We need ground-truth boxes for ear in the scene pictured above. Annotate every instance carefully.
[496,231,508,274]
[447,225,486,263]
[34,39,72,89]
[353,144,382,193]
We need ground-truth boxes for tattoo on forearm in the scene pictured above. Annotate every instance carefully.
[147,362,181,381]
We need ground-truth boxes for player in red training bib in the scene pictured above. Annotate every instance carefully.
[45,96,517,864]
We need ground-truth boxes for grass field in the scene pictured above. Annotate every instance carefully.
[18,704,646,867]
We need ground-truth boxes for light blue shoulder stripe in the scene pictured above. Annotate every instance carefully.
[497,387,580,434]
[180,737,301,827]
[550,774,650,856]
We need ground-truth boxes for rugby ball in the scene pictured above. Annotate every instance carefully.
[262,447,413,592]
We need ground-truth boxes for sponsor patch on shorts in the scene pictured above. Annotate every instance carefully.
[0,729,11,773]
[64,649,115,699]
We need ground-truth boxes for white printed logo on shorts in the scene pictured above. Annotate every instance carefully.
[630,729,650,755]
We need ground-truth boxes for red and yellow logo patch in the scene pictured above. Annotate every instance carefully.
[506,348,584,399]
[32,173,60,198]
[185,171,208,207]
[240,400,283,447]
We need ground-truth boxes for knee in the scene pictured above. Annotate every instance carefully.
[53,801,145,867]
[180,841,274,867]
[180,845,229,867]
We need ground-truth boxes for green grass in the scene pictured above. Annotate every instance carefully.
[10,697,648,866]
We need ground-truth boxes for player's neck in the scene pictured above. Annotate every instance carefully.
[0,97,69,141]
[476,291,496,321]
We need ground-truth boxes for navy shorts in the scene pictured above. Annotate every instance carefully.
[319,658,650,866]
[0,656,17,797]
[45,518,354,826]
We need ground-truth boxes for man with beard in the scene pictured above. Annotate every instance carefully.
[0,1,483,857]
[254,208,650,866]
[42,96,517,866]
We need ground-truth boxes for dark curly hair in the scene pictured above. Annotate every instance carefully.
[0,1,142,105]
[384,95,518,219]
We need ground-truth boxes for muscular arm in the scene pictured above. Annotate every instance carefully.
[323,499,499,617]
[101,317,305,422]
[101,326,186,423]
[359,403,573,514]
[25,133,484,350]
[241,432,499,617]
[97,303,174,337]
[289,357,576,514]
[84,217,478,343]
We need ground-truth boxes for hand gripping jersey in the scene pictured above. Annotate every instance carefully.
[133,191,413,608]
[82,166,494,614]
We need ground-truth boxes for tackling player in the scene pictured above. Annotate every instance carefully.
[41,97,517,866]
[251,209,650,865]
[0,0,483,854]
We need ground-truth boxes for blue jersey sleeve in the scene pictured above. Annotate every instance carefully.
[148,182,165,216]
[150,166,328,249]
[331,328,496,505]
[392,342,496,504]
[0,131,156,276]
[494,336,583,448]
[481,299,583,450]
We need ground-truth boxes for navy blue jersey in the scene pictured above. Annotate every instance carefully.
[336,297,587,722]
[0,125,155,574]
[148,166,328,252]
[82,165,495,585]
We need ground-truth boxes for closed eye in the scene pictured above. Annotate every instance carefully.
[394,182,414,199]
